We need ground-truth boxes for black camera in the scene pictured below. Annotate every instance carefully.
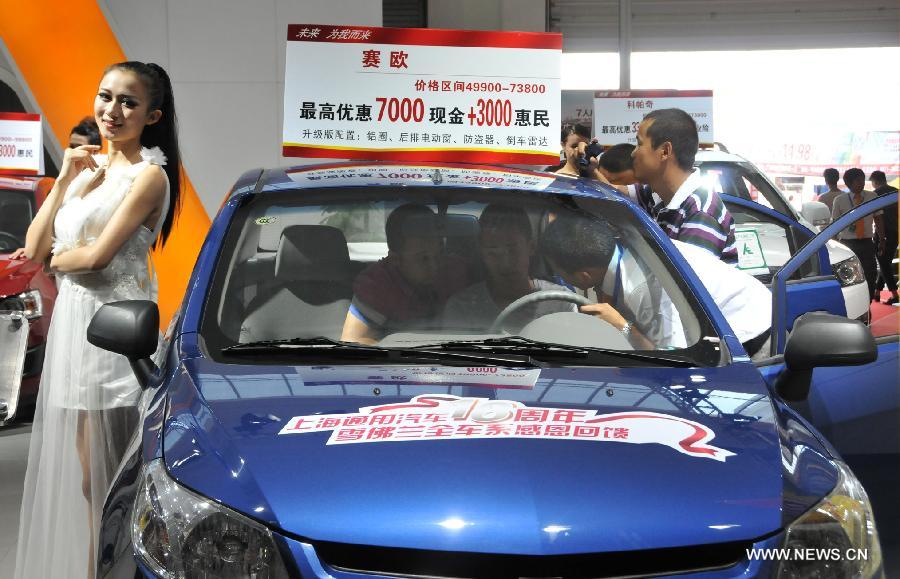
[578,142,604,167]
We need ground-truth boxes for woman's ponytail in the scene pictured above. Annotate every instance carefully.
[107,61,182,248]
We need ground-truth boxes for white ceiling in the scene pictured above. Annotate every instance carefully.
[550,0,900,52]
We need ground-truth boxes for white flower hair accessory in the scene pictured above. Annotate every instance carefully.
[140,146,167,166]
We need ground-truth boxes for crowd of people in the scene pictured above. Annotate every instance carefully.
[819,167,898,306]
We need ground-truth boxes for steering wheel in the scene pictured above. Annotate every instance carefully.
[0,232,23,250]
[490,290,593,333]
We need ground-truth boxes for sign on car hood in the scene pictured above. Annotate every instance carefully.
[165,360,795,555]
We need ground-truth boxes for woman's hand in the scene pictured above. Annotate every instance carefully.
[9,247,27,260]
[59,145,101,182]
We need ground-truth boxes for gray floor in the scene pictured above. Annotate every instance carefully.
[0,422,29,572]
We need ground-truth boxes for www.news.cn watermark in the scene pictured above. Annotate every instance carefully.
[746,548,869,562]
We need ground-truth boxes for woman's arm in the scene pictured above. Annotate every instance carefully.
[24,145,100,262]
[49,165,166,273]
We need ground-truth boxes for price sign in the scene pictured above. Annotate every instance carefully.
[593,90,713,147]
[282,25,561,165]
[0,113,43,176]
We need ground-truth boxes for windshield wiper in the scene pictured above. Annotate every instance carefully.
[222,336,543,368]
[409,336,697,367]
[222,336,388,357]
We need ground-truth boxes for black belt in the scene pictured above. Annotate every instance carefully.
[742,330,770,358]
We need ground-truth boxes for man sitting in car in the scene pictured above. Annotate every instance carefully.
[341,203,468,344]
[541,214,773,359]
[443,204,574,332]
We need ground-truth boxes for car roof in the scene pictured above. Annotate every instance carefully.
[227,161,624,203]
[694,150,749,164]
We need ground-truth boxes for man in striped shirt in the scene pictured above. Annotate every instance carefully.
[632,108,737,261]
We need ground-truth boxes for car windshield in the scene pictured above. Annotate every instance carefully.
[0,189,33,252]
[201,185,721,366]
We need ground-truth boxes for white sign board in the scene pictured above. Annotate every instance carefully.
[592,90,713,147]
[0,113,43,176]
[283,25,561,165]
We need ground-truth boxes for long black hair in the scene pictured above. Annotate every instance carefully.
[106,61,182,248]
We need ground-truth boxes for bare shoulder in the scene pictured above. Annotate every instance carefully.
[131,164,168,202]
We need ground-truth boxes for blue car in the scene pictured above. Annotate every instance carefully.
[89,163,896,578]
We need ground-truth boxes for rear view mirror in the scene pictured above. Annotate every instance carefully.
[801,201,831,230]
[776,312,876,401]
[87,300,159,388]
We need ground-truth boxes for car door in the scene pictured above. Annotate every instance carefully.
[721,194,846,326]
[756,191,899,567]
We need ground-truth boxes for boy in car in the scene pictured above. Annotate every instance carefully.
[541,214,773,359]
[443,204,573,332]
[341,204,467,344]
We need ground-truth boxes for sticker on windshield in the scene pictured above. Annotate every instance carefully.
[278,394,735,461]
[255,216,278,225]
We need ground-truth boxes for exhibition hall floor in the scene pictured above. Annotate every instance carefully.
[0,422,28,571]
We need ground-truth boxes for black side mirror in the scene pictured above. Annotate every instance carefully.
[776,312,877,401]
[87,300,159,389]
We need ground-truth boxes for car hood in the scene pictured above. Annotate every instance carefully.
[0,256,41,296]
[164,358,834,555]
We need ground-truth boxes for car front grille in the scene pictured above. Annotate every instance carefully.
[312,539,753,578]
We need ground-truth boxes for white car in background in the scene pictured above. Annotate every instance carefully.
[694,150,869,322]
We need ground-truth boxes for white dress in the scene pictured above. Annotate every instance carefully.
[14,147,169,579]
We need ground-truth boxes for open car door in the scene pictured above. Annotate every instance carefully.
[721,194,846,323]
[756,191,899,567]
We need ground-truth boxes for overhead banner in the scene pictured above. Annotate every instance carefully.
[593,90,713,147]
[282,25,562,165]
[0,112,43,176]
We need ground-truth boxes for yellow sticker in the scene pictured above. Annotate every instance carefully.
[255,216,278,225]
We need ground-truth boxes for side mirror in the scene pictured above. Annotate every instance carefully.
[776,312,876,401]
[87,300,159,389]
[801,201,831,230]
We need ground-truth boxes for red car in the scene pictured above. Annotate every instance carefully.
[0,175,56,423]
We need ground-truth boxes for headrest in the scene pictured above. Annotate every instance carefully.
[275,225,351,282]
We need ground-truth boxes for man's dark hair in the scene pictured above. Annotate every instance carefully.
[479,204,532,241]
[843,168,865,186]
[642,108,698,171]
[386,203,437,252]
[70,116,101,146]
[560,123,591,142]
[870,170,887,184]
[541,214,616,272]
[598,143,635,173]
[823,168,839,186]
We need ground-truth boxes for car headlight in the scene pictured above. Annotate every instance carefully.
[778,461,882,578]
[132,460,290,578]
[832,256,865,287]
[0,289,42,319]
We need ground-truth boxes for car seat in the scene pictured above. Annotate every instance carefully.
[239,225,352,342]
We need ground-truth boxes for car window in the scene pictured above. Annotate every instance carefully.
[201,188,722,366]
[0,190,33,251]
[696,162,792,217]
[723,200,819,283]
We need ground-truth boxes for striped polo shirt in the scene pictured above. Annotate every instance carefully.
[651,170,737,261]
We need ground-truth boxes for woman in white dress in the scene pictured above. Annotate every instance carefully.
[13,61,182,579]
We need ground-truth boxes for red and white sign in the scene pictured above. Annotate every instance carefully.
[0,113,43,176]
[282,25,561,165]
[592,90,713,147]
[279,394,735,461]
